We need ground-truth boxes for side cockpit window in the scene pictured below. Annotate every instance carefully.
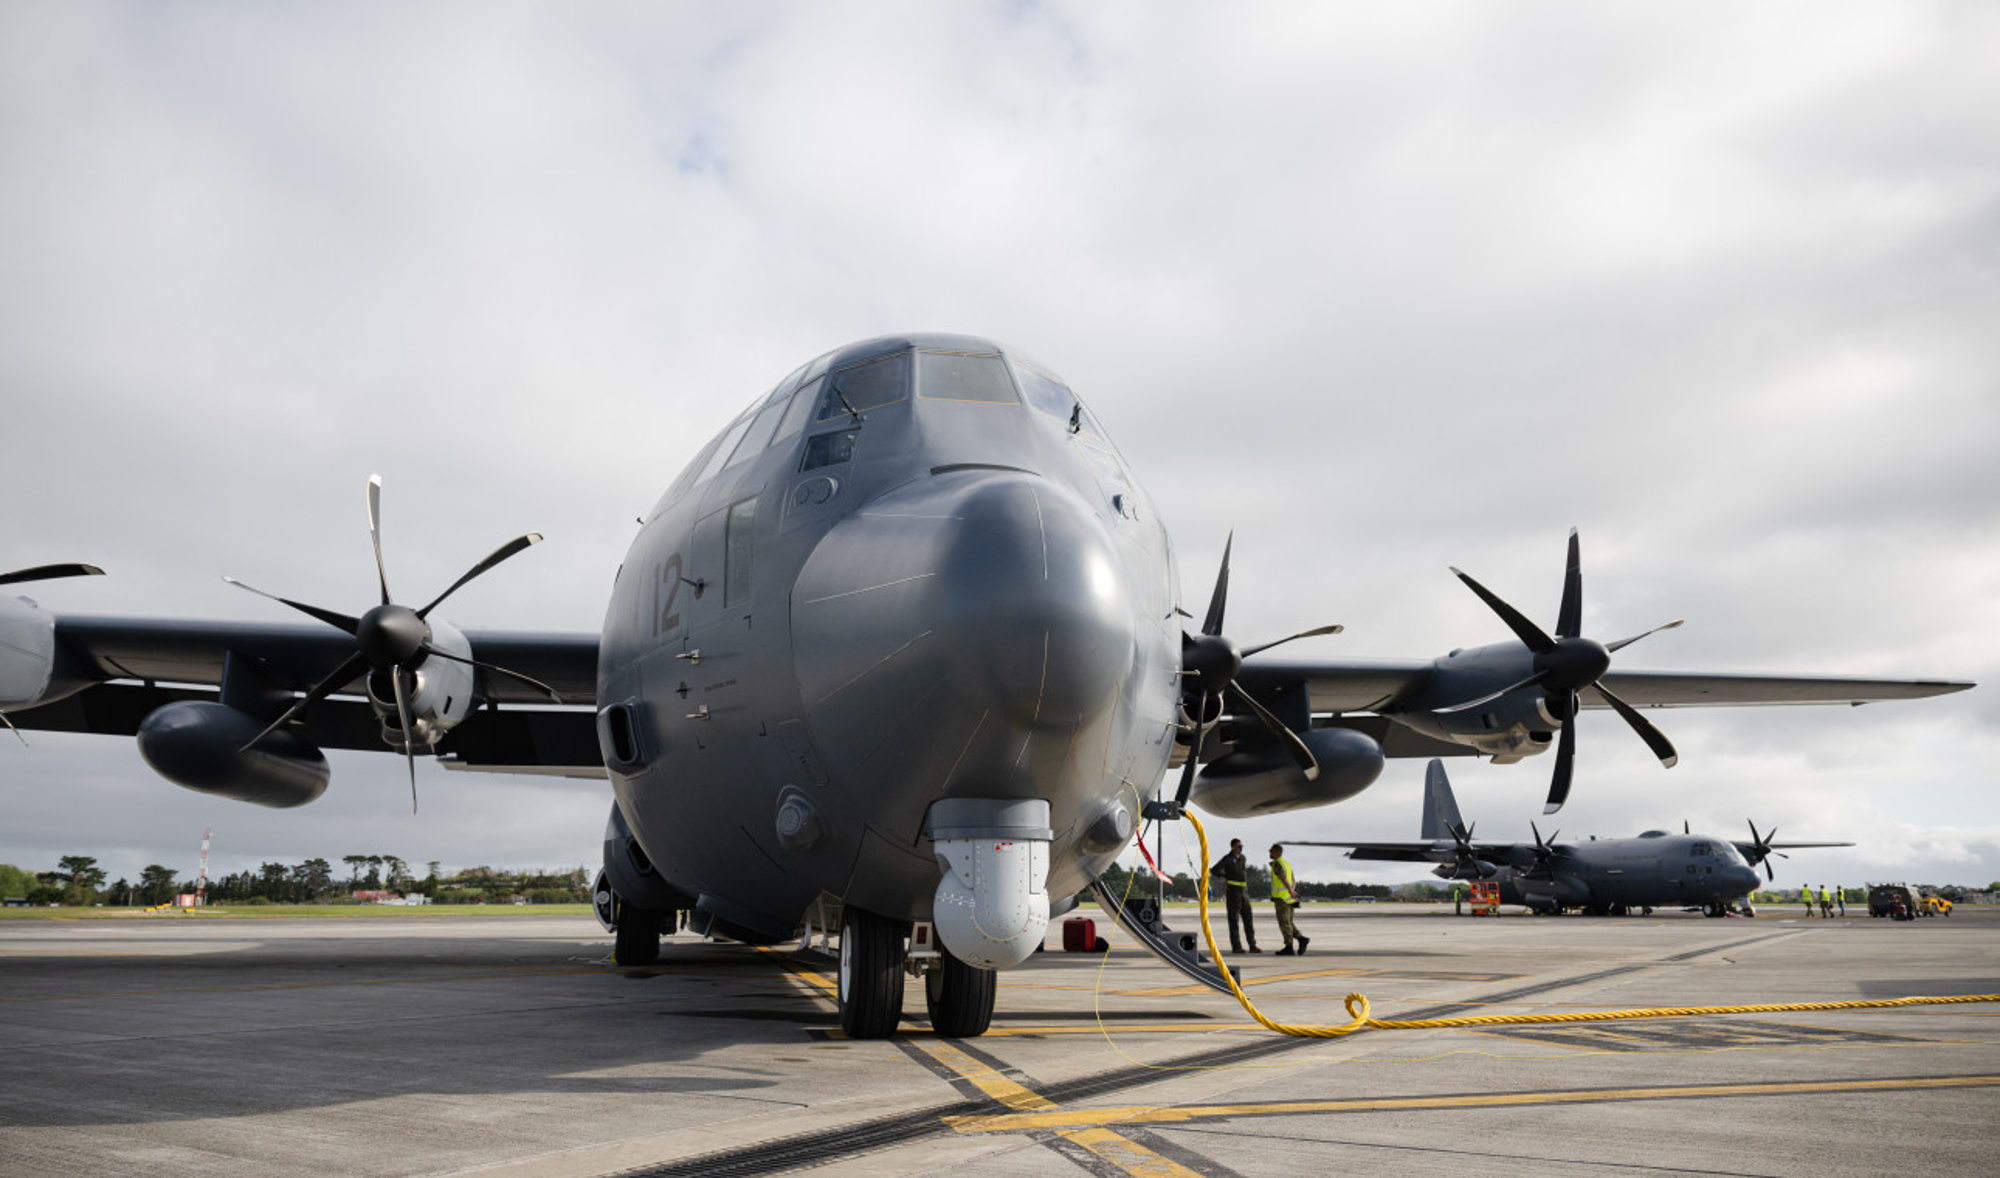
[1013,361,1106,440]
[800,428,860,472]
[918,350,1019,403]
[814,351,910,421]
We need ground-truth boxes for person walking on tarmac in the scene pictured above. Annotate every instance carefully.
[1209,838,1260,953]
[1802,888,1815,917]
[1269,844,1309,956]
[1819,884,1834,919]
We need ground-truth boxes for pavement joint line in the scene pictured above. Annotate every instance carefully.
[941,1073,2000,1133]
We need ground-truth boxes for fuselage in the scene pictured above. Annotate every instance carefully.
[1469,831,1762,912]
[596,334,1182,942]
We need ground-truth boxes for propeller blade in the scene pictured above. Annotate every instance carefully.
[1594,681,1678,767]
[2,709,28,747]
[1226,680,1319,780]
[1170,688,1209,812]
[1201,532,1232,638]
[0,563,105,586]
[1544,697,1577,814]
[418,643,565,703]
[223,578,361,635]
[368,474,392,607]
[416,533,544,619]
[391,667,420,814]
[1239,623,1343,659]
[1450,567,1555,653]
[1605,618,1684,654]
[1433,669,1547,715]
[238,650,370,752]
[1555,528,1583,640]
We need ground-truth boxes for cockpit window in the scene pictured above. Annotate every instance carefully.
[1014,362,1104,439]
[724,398,786,468]
[770,377,817,445]
[814,351,910,421]
[800,428,860,471]
[1015,365,1073,417]
[918,350,1020,404]
[1689,843,1712,857]
[696,416,753,485]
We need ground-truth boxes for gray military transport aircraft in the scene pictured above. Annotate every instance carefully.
[0,333,1973,1037]
[1301,759,1853,916]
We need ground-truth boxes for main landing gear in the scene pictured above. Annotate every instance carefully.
[837,907,997,1039]
[613,901,662,965]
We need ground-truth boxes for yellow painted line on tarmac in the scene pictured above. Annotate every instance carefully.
[911,1039,1058,1112]
[912,1032,1207,1178]
[1131,967,1369,997]
[944,1073,2000,1134]
[1053,1126,1208,1178]
[977,1022,1264,1037]
[756,946,838,997]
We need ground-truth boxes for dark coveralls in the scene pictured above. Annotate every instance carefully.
[1210,848,1259,952]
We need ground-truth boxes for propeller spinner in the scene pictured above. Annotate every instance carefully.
[1437,528,1683,814]
[225,475,561,812]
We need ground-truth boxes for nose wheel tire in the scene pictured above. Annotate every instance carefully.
[925,947,996,1038]
[613,902,661,965]
[838,907,909,1038]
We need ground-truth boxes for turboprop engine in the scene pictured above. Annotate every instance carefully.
[1189,727,1384,818]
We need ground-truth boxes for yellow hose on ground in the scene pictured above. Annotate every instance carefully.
[1180,810,2000,1038]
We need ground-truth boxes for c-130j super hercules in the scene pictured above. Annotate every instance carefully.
[0,334,1973,1037]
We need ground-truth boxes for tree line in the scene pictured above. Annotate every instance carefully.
[0,855,591,907]
[1095,861,1395,902]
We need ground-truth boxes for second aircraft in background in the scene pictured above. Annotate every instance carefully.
[1296,760,1851,917]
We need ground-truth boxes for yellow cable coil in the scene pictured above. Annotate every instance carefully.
[1179,810,1999,1038]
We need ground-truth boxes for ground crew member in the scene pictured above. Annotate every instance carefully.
[1819,884,1833,918]
[1835,886,1845,917]
[1208,838,1260,953]
[1268,844,1309,956]
[1802,888,1815,917]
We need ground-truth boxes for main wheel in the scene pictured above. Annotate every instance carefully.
[925,948,997,1038]
[613,902,660,965]
[839,907,908,1038]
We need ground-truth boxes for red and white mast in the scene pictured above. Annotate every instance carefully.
[196,827,211,907]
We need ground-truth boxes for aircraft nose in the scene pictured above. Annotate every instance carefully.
[792,472,1139,788]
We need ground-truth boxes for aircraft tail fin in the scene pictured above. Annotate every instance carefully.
[1419,758,1467,840]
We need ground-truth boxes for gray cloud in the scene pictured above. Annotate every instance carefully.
[2,2,1994,892]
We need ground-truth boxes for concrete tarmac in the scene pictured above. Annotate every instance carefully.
[3,904,1997,1177]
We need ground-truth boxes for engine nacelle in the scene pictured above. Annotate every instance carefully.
[136,701,330,808]
[0,593,82,710]
[363,619,477,750]
[1190,727,1384,818]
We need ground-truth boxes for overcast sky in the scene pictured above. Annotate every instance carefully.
[3,2,1995,895]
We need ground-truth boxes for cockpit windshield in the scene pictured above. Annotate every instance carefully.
[917,350,1019,403]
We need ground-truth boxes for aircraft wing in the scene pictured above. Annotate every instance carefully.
[8,614,604,772]
[1286,839,1518,867]
[1237,656,1971,714]
[1587,671,1972,709]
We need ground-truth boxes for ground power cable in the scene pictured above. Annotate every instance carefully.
[1175,809,2000,1038]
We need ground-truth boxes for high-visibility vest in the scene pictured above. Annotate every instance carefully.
[1271,858,1296,903]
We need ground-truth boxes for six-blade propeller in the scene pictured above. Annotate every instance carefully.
[225,475,561,812]
[1437,528,1683,814]
[1162,533,1343,816]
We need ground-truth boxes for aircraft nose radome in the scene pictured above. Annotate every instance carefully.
[791,473,1140,787]
[932,476,1135,721]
